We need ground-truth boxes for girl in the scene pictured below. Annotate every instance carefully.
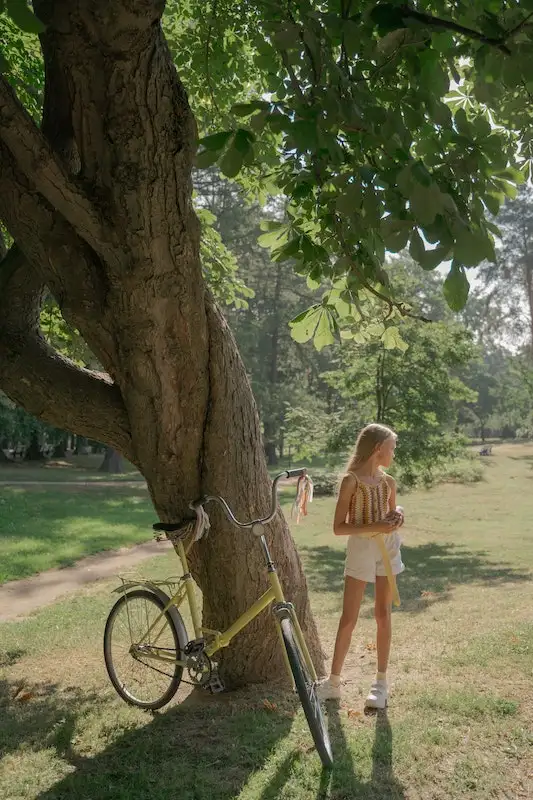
[318,423,404,708]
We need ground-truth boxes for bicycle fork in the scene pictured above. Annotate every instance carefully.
[269,568,318,690]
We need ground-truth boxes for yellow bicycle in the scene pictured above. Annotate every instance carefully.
[103,469,333,768]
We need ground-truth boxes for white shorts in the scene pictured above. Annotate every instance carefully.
[344,531,405,584]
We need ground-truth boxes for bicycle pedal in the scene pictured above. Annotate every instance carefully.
[184,638,206,655]
[207,672,225,694]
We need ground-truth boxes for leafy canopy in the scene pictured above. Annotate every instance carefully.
[4,1,533,350]
[169,0,533,345]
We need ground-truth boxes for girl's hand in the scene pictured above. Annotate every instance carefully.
[371,518,400,534]
[385,509,404,528]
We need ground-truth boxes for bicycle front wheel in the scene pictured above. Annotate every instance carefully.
[280,616,333,769]
[104,588,187,710]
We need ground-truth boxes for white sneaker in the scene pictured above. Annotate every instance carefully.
[365,679,388,709]
[317,677,341,701]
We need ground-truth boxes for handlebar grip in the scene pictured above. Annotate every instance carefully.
[285,468,307,478]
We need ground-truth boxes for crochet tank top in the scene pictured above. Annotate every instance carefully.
[346,471,390,525]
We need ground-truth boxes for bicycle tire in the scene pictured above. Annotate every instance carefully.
[280,616,333,769]
[104,588,187,710]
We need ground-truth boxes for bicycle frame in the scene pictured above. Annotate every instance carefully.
[117,530,318,689]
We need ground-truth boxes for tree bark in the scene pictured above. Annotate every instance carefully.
[25,431,46,461]
[52,433,69,458]
[99,447,124,474]
[187,301,321,685]
[0,0,323,687]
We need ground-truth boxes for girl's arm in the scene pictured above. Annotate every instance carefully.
[333,475,397,536]
[385,475,404,526]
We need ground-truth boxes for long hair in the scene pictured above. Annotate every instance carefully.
[344,423,396,475]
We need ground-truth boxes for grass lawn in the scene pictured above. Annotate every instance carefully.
[0,453,143,484]
[0,443,532,799]
[0,486,152,584]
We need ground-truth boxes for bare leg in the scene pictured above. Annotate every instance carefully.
[330,576,366,676]
[374,576,392,675]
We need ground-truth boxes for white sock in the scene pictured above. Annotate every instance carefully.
[329,674,341,687]
[376,671,387,682]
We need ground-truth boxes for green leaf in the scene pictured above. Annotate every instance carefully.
[443,264,470,311]
[257,223,290,250]
[231,102,269,118]
[219,144,245,179]
[409,230,426,263]
[473,115,491,139]
[196,148,220,169]
[343,20,360,58]
[273,237,301,262]
[314,308,336,351]
[233,128,255,151]
[419,245,451,271]
[289,305,322,343]
[382,326,408,352]
[288,119,318,152]
[336,182,362,215]
[198,131,234,151]
[453,228,491,267]
[454,107,470,137]
[6,0,45,33]
[217,130,253,178]
[409,183,443,226]
[381,217,411,252]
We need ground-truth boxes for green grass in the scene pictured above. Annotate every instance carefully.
[0,453,143,483]
[0,486,152,583]
[0,442,532,799]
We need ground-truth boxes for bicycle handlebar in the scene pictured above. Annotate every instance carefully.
[190,469,307,530]
[284,468,306,479]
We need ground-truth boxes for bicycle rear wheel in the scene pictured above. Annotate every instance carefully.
[104,588,187,710]
[280,616,333,769]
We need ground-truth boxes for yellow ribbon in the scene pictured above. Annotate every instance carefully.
[375,534,401,607]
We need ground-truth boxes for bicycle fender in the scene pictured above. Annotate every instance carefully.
[112,580,163,595]
[112,583,188,649]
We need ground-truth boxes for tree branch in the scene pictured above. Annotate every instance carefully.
[0,140,119,372]
[0,73,119,267]
[0,246,133,459]
[399,4,512,55]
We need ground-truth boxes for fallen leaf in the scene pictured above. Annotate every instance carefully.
[15,691,34,703]
[11,683,25,701]
[421,590,435,599]
[347,708,362,718]
[365,642,376,651]
[262,699,278,713]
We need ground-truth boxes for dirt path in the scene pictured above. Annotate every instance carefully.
[0,538,172,622]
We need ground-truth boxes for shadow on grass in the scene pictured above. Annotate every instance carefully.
[314,705,406,799]
[301,542,531,614]
[25,684,297,800]
[0,679,103,766]
[0,487,155,584]
[1,675,408,799]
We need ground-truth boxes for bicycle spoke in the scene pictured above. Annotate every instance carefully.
[105,592,180,707]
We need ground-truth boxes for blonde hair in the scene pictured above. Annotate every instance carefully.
[344,423,397,475]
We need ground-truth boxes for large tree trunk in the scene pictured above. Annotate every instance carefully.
[24,432,46,461]
[0,0,323,687]
[52,433,69,458]
[99,447,124,474]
